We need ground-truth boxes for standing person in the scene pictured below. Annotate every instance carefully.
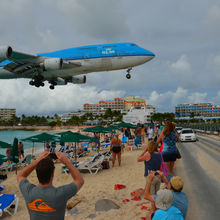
[156,121,179,174]
[17,151,84,220]
[148,126,154,141]
[94,132,100,152]
[141,124,146,144]
[110,134,122,167]
[18,141,25,159]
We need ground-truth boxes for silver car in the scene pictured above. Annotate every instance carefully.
[180,128,197,142]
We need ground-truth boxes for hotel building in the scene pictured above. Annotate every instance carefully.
[175,103,220,118]
[0,108,16,121]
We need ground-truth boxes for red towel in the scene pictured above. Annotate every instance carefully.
[114,184,126,190]
[122,199,130,203]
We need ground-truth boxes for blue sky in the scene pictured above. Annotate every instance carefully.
[0,0,220,115]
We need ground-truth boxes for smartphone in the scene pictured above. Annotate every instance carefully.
[50,153,57,160]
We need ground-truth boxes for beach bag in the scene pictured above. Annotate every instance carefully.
[160,153,168,179]
[177,149,181,159]
[101,160,110,169]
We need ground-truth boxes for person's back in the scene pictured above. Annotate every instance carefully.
[153,205,184,220]
[144,153,162,176]
[172,191,188,219]
[163,131,178,154]
[20,181,77,220]
[18,152,84,220]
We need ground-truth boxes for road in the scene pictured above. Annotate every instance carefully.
[175,134,220,220]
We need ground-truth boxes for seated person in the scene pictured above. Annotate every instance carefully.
[144,171,188,219]
[149,189,184,220]
[138,141,162,195]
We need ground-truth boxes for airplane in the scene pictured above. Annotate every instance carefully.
[0,42,155,89]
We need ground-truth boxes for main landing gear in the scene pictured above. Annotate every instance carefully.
[126,68,132,79]
[49,80,57,90]
[29,75,45,88]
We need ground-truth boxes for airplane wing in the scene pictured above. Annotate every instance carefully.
[2,47,81,76]
[3,49,44,76]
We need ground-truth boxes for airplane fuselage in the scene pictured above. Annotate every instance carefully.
[0,42,155,88]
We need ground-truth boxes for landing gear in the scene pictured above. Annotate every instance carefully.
[126,68,132,79]
[49,80,57,90]
[49,85,55,90]
[29,75,45,88]
[126,73,131,79]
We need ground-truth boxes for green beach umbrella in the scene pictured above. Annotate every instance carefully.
[22,132,59,143]
[83,126,113,133]
[0,154,9,163]
[113,122,138,129]
[59,131,97,166]
[22,132,60,155]
[11,137,19,163]
[106,125,120,131]
[0,140,12,149]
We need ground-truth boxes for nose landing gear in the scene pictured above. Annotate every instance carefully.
[126,68,132,79]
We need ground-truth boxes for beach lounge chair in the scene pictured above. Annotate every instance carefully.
[0,194,19,216]
[77,155,105,174]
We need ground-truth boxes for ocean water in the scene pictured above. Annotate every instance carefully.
[0,130,54,155]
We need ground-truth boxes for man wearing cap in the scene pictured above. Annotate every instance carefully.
[144,171,188,219]
[151,189,184,220]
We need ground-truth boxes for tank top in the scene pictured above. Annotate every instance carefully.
[162,131,178,154]
[144,152,162,176]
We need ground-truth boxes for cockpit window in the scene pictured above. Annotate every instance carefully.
[131,43,137,46]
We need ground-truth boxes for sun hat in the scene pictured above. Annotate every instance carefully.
[170,176,184,191]
[155,189,174,210]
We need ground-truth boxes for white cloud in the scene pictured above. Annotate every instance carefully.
[205,5,220,26]
[187,92,207,104]
[214,55,220,66]
[0,80,125,115]
[170,55,191,73]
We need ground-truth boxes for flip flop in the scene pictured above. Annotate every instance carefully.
[122,199,130,203]
[114,184,126,190]
[141,205,149,210]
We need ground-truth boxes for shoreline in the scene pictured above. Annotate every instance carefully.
[0,125,93,131]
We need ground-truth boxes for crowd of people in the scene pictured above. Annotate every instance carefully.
[137,120,188,219]
[14,120,188,219]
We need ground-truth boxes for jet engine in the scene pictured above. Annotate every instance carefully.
[56,77,67,85]
[0,46,12,62]
[43,58,63,70]
[71,75,86,84]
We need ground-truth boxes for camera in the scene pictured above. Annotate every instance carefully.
[49,153,57,160]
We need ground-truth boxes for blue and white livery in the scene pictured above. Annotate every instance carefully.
[0,42,155,89]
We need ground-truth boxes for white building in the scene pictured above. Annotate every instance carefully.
[123,105,155,124]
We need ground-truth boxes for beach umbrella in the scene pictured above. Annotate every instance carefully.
[112,122,138,129]
[106,125,120,131]
[22,132,60,155]
[0,140,12,149]
[0,154,9,163]
[11,138,19,163]
[59,131,97,166]
[83,126,113,133]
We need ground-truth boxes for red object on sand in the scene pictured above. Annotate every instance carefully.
[122,199,130,203]
[131,197,141,201]
[141,217,146,220]
[114,184,126,190]
[141,205,149,210]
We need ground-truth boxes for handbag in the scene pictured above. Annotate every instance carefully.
[177,149,181,159]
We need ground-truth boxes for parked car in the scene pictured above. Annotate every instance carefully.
[180,128,197,142]
[176,127,182,134]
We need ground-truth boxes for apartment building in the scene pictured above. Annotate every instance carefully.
[175,103,220,118]
[0,108,16,121]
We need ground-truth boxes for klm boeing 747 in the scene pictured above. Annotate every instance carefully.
[0,43,155,89]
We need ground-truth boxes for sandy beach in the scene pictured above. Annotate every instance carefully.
[1,142,158,220]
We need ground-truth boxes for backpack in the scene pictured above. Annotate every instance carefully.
[101,160,110,169]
